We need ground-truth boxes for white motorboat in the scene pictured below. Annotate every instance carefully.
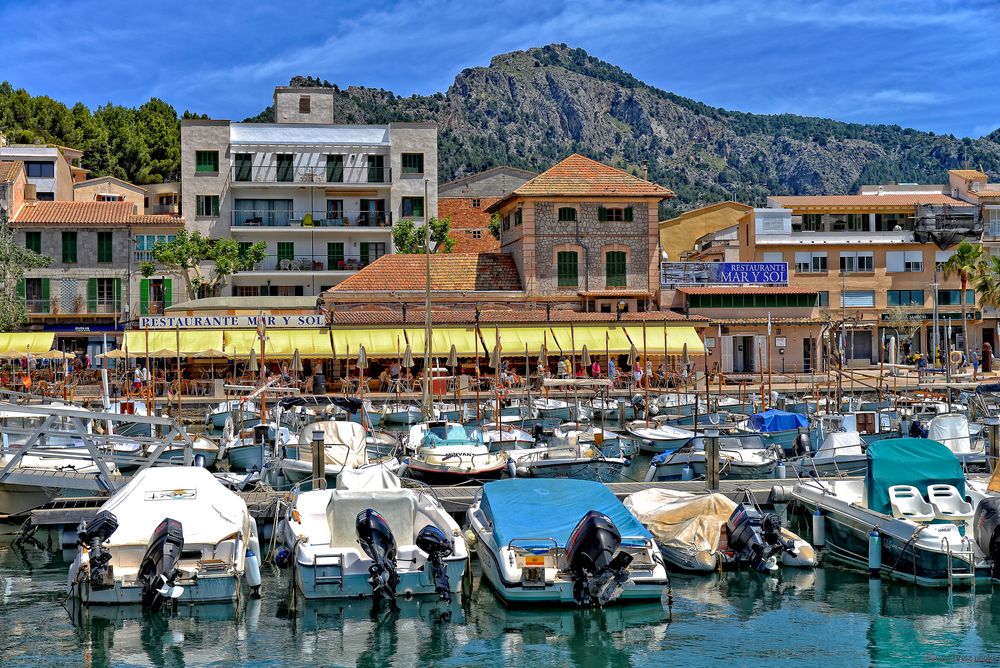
[279,468,468,600]
[507,434,628,483]
[644,434,778,481]
[589,397,635,421]
[67,466,261,607]
[625,420,695,455]
[792,437,996,586]
[625,488,815,572]
[532,398,590,421]
[402,421,508,484]
[0,452,120,516]
[381,402,428,425]
[551,421,629,457]
[467,478,668,606]
[926,413,986,470]
[206,399,258,430]
[280,421,397,487]
[478,423,536,452]
[794,431,867,477]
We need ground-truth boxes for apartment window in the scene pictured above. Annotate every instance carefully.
[326,155,344,183]
[234,286,259,297]
[875,213,908,231]
[144,196,150,208]
[557,251,579,287]
[360,242,386,266]
[840,251,874,273]
[401,153,424,175]
[402,197,424,218]
[845,214,869,231]
[689,293,819,309]
[88,277,120,313]
[502,214,510,232]
[817,291,829,307]
[598,206,632,222]
[762,252,784,263]
[606,251,627,287]
[96,193,124,202]
[801,214,823,231]
[22,277,49,313]
[514,208,522,226]
[472,199,481,208]
[62,232,77,263]
[939,289,975,306]
[359,199,386,226]
[24,232,41,254]
[326,199,344,221]
[759,214,786,233]
[276,154,294,182]
[327,242,345,269]
[935,250,956,269]
[238,241,253,256]
[471,230,482,239]
[794,251,827,273]
[276,242,295,263]
[558,207,577,222]
[367,155,385,183]
[97,231,113,263]
[24,161,55,178]
[36,192,55,201]
[234,153,253,182]
[886,251,923,273]
[841,290,875,308]
[888,290,924,307]
[299,95,310,114]
[196,195,220,217]
[195,150,219,173]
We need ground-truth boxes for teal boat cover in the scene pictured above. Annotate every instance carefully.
[480,479,651,550]
[748,409,809,433]
[865,438,965,515]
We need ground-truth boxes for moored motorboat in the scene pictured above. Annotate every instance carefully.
[206,399,257,430]
[280,421,395,488]
[644,434,777,481]
[926,413,986,471]
[479,422,536,452]
[625,420,695,455]
[67,466,261,606]
[507,437,628,483]
[738,409,808,456]
[467,478,668,606]
[381,402,427,425]
[794,431,867,477]
[533,398,590,421]
[402,421,507,484]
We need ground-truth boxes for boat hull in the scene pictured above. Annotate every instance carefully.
[293,554,467,600]
[0,484,57,516]
[403,460,506,485]
[70,572,241,605]
[520,459,626,483]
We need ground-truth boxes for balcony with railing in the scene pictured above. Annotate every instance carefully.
[149,203,179,215]
[242,253,386,273]
[24,298,122,316]
[231,209,392,228]
[230,164,391,185]
[983,221,1000,240]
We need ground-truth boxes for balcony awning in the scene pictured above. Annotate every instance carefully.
[122,331,225,356]
[0,333,54,355]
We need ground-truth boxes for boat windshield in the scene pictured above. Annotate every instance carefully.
[423,423,473,443]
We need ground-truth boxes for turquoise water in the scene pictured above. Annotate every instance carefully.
[2,534,1000,667]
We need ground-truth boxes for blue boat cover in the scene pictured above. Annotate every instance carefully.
[865,438,965,515]
[748,409,809,433]
[480,479,652,550]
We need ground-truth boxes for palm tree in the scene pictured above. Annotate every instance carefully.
[973,255,1000,309]
[940,240,984,358]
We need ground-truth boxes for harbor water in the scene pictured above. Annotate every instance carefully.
[3,533,1000,667]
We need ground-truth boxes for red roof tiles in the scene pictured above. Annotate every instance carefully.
[330,307,697,325]
[329,253,522,292]
[770,194,969,208]
[13,201,179,226]
[0,161,22,183]
[677,286,816,295]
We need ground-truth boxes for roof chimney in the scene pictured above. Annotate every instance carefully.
[642,160,649,181]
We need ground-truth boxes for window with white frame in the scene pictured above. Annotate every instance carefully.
[887,250,924,273]
[988,208,1000,237]
[840,251,874,273]
[935,249,956,269]
[841,290,875,307]
[762,252,784,263]
[794,251,827,273]
[759,214,785,233]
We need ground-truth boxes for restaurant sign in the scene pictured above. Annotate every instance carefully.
[660,261,788,287]
[138,314,325,329]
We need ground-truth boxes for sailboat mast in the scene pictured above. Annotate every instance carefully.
[422,178,433,420]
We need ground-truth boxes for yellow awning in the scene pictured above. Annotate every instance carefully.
[331,327,482,358]
[619,325,703,353]
[224,329,334,357]
[0,332,54,354]
[123,331,225,356]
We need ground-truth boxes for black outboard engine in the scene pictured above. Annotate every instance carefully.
[760,511,797,556]
[909,419,928,439]
[975,497,1000,578]
[726,505,776,573]
[533,423,545,441]
[565,511,633,607]
[136,518,184,611]
[793,432,811,456]
[77,510,119,590]
[416,524,454,602]
[356,509,399,600]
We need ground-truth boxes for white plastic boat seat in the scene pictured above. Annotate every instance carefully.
[888,485,935,522]
[211,538,236,563]
[327,490,417,549]
[927,484,974,521]
[294,490,334,545]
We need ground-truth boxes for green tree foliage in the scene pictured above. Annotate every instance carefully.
[392,217,455,253]
[488,214,501,240]
[0,214,50,331]
[940,240,984,357]
[140,230,265,299]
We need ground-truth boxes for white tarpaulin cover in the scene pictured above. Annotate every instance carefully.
[814,431,865,464]
[624,488,736,556]
[927,414,973,454]
[336,467,402,490]
[101,466,250,545]
[297,420,369,469]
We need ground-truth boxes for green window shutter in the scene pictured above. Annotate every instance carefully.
[164,279,172,306]
[114,278,121,311]
[606,251,627,287]
[97,231,113,263]
[327,242,344,269]
[87,278,97,313]
[139,278,149,315]
[597,206,607,222]
[62,232,77,263]
[16,278,24,300]
[624,206,633,222]
[196,150,219,173]
[40,278,50,312]
[25,232,41,254]
[326,155,344,182]
[277,242,294,262]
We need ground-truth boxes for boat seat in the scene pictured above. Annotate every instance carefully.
[888,485,935,522]
[327,490,417,549]
[927,484,974,522]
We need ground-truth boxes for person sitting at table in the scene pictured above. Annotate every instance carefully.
[378,368,391,391]
[390,361,401,382]
[591,360,601,378]
[403,369,414,388]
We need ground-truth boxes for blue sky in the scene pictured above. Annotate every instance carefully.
[5,0,1000,137]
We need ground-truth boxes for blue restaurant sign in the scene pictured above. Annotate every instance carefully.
[660,261,788,287]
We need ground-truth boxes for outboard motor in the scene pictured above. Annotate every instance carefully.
[760,511,797,556]
[136,518,185,611]
[565,511,633,607]
[416,524,454,602]
[77,510,119,590]
[533,423,545,441]
[793,431,811,456]
[356,509,398,600]
[726,505,777,573]
[909,419,928,439]
[975,497,1000,578]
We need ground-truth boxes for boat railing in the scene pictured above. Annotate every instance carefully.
[290,476,329,492]
[507,537,559,552]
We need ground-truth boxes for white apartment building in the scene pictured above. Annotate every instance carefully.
[0,143,83,201]
[180,87,438,297]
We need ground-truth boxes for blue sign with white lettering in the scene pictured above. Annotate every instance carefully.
[660,262,788,287]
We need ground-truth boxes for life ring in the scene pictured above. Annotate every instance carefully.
[950,350,963,364]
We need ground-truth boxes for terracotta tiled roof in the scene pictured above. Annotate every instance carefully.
[972,190,1000,199]
[678,286,815,295]
[329,253,522,292]
[709,317,826,325]
[577,289,655,297]
[949,169,988,181]
[0,161,22,183]
[487,154,673,212]
[13,201,179,226]
[770,194,969,208]
[331,307,698,325]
